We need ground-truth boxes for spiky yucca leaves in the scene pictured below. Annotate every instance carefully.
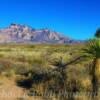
[83,39,100,76]
[82,38,100,98]
[50,56,83,100]
[83,39,100,58]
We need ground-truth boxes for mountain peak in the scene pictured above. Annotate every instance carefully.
[9,23,25,28]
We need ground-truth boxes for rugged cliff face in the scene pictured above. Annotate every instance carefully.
[0,23,81,44]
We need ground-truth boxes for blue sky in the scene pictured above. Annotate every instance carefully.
[0,0,99,40]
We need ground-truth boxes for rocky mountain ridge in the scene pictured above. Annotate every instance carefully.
[0,23,81,44]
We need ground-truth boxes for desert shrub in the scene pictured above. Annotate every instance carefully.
[0,59,14,73]
[13,62,31,75]
[66,64,92,92]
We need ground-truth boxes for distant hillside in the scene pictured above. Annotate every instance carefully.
[0,23,82,44]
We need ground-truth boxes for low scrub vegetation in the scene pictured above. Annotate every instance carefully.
[0,31,100,100]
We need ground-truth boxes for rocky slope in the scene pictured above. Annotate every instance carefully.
[0,23,81,44]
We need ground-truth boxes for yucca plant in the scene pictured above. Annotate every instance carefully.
[51,37,100,99]
[50,56,84,100]
[82,38,100,98]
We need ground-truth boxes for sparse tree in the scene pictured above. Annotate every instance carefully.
[95,28,100,38]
